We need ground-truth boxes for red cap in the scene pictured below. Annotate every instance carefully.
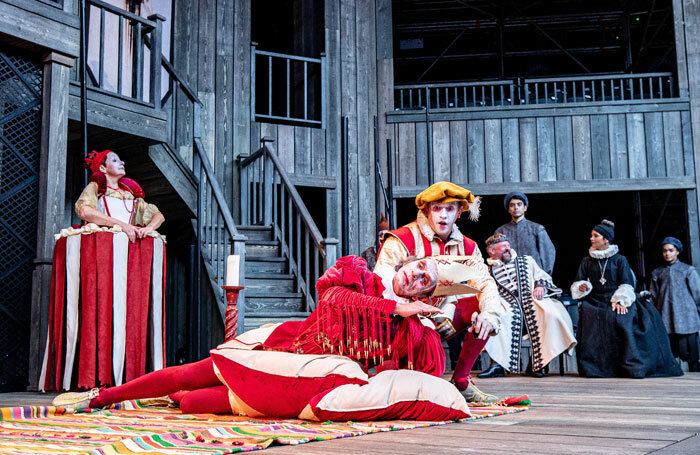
[84,150,113,174]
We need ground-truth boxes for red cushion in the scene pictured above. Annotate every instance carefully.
[210,348,368,418]
[299,369,471,421]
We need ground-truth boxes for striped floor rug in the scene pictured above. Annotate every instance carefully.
[0,399,528,454]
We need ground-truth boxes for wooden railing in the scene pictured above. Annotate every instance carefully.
[84,0,164,107]
[395,72,676,110]
[251,44,325,127]
[240,141,338,311]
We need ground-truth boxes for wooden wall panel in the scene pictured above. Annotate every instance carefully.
[644,112,666,177]
[294,126,311,174]
[627,113,648,178]
[608,114,629,179]
[589,115,611,179]
[398,122,416,186]
[484,119,503,183]
[432,121,451,181]
[682,110,695,176]
[572,115,592,180]
[415,122,429,186]
[519,118,538,182]
[449,121,467,184]
[536,117,556,181]
[311,128,326,176]
[467,120,485,183]
[502,118,520,182]
[663,111,684,177]
[554,116,574,180]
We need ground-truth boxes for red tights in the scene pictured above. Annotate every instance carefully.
[91,358,232,414]
[451,297,488,390]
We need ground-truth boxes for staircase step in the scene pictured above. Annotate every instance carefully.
[246,259,288,274]
[245,241,280,257]
[247,272,294,280]
[243,315,308,332]
[245,294,305,313]
[237,225,274,241]
[246,277,296,293]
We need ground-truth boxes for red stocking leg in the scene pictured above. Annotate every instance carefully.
[451,297,488,390]
[179,385,232,414]
[91,358,219,407]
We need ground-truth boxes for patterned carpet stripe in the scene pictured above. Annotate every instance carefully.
[0,401,528,454]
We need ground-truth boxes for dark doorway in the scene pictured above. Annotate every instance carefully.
[395,189,691,292]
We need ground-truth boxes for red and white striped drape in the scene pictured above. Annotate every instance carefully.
[39,231,166,391]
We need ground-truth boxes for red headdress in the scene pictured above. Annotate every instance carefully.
[84,150,113,174]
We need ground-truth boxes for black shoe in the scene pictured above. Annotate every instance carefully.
[478,363,505,378]
[529,368,546,378]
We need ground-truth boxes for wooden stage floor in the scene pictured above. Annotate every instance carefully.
[1,373,699,454]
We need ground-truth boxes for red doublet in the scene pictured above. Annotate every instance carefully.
[263,256,444,376]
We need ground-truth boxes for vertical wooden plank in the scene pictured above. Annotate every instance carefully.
[311,128,326,175]
[536,117,556,181]
[375,0,394,184]
[467,120,486,183]
[502,118,520,182]
[398,122,417,186]
[673,0,690,98]
[432,121,451,182]
[687,189,700,269]
[277,124,295,174]
[173,0,198,166]
[484,119,503,183]
[449,121,468,184]
[260,122,278,155]
[198,0,216,93]
[554,116,574,180]
[626,113,648,179]
[590,115,611,179]
[519,117,538,182]
[415,121,429,186]
[644,112,666,177]
[233,0,251,222]
[325,0,342,240]
[663,111,684,176]
[294,126,312,174]
[363,0,379,251]
[572,115,593,180]
[682,110,695,176]
[215,0,234,208]
[608,113,629,179]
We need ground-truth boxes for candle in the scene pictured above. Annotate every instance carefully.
[226,255,240,286]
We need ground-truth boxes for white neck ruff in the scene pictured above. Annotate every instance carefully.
[588,244,619,259]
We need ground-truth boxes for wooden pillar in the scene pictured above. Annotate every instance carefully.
[325,0,342,242]
[375,0,394,232]
[233,0,251,223]
[679,0,700,269]
[27,52,74,391]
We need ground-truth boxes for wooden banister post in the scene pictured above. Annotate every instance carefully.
[148,14,165,109]
[322,238,339,269]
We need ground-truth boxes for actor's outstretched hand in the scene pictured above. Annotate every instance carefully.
[121,223,137,243]
[469,312,494,340]
[578,282,590,292]
[394,300,443,318]
[611,302,629,315]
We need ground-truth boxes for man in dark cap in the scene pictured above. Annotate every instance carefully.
[495,192,555,275]
[650,237,700,372]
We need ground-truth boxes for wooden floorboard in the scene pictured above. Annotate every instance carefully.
[1,374,699,454]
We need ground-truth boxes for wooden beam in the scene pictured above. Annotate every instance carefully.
[391,176,696,198]
[387,100,691,123]
[28,52,73,391]
[0,0,79,56]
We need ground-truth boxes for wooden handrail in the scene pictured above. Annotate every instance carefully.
[259,145,326,255]
[89,0,156,29]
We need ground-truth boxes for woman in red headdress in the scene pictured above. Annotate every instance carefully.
[76,150,164,242]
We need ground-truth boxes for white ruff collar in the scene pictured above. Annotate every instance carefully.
[588,244,619,259]
[416,211,463,243]
[487,249,518,267]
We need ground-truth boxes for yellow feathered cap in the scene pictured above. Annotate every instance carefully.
[415,181,481,221]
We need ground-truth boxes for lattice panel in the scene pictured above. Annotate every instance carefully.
[0,47,41,392]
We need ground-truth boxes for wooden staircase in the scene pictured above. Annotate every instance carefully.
[238,225,308,331]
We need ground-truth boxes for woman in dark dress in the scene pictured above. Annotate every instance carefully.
[571,220,682,378]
